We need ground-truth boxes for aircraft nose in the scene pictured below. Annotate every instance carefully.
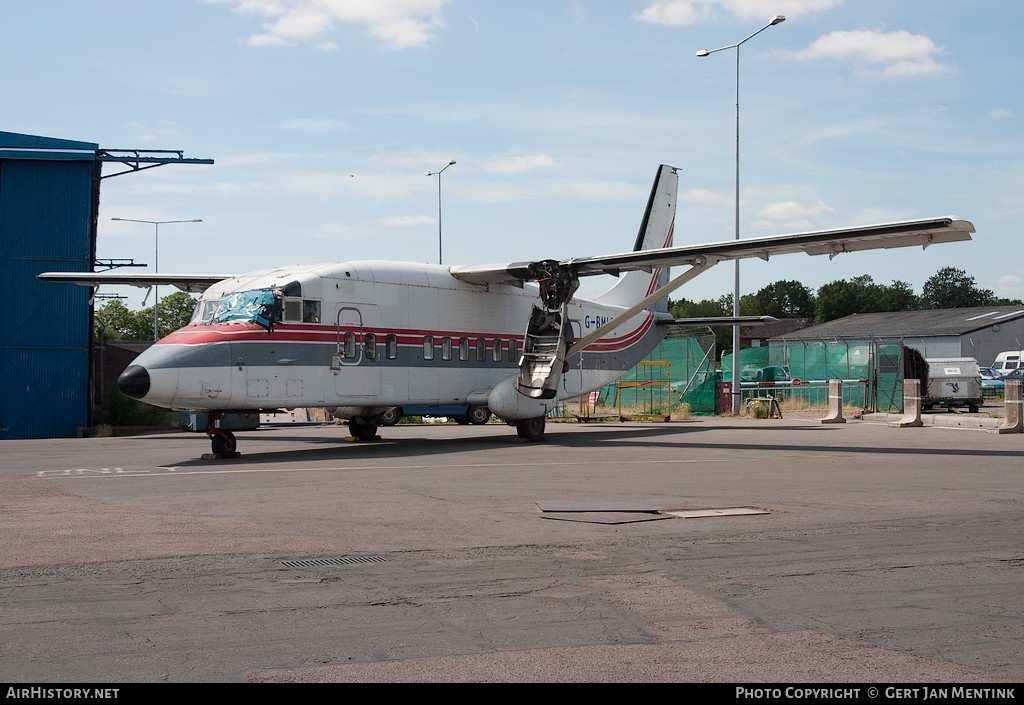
[117,365,151,399]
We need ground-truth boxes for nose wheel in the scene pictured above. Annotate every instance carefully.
[205,411,240,458]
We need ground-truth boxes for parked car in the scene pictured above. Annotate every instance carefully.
[980,367,1005,397]
[999,368,1024,381]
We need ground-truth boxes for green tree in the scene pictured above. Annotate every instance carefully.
[94,291,198,340]
[668,295,734,357]
[921,267,996,309]
[874,280,920,312]
[751,280,816,320]
[94,299,151,340]
[155,291,200,338]
[815,277,870,323]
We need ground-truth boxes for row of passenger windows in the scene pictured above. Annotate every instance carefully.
[338,333,520,363]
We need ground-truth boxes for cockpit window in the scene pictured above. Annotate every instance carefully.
[191,298,221,324]
[212,289,281,332]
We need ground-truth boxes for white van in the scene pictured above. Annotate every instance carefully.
[991,350,1024,376]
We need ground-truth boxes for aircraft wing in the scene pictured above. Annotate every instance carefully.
[449,216,975,285]
[36,272,232,293]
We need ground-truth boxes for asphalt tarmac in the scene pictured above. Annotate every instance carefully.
[1,416,1022,684]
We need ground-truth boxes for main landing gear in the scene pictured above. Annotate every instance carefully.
[515,416,546,442]
[347,415,380,441]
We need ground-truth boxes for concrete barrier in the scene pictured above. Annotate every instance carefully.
[996,379,1023,434]
[819,379,846,424]
[891,378,924,428]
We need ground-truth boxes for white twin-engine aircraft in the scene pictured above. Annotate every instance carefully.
[40,164,974,457]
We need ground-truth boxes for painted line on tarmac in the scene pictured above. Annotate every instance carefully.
[38,457,732,480]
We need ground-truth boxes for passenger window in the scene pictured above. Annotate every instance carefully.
[508,339,519,362]
[476,337,486,362]
[423,336,435,360]
[442,336,452,361]
[492,338,502,362]
[365,333,377,360]
[459,337,470,361]
[386,334,398,360]
[343,332,356,359]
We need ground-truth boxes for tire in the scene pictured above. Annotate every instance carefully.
[348,417,379,441]
[468,406,492,425]
[211,431,237,457]
[380,407,401,426]
[515,416,546,442]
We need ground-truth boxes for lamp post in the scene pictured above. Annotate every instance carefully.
[426,160,456,265]
[697,14,785,415]
[111,217,203,340]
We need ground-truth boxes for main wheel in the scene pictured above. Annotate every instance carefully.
[211,431,237,457]
[379,407,401,426]
[515,416,546,442]
[348,417,379,441]
[468,406,492,425]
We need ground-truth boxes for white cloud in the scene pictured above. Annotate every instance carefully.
[378,214,433,227]
[481,154,558,174]
[759,200,835,220]
[989,109,1015,119]
[633,0,840,27]
[211,0,451,50]
[681,188,732,207]
[780,29,953,78]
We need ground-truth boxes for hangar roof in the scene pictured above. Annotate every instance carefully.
[768,306,1024,341]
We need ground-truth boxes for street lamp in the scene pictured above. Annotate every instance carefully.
[110,217,203,340]
[697,14,785,415]
[426,160,456,265]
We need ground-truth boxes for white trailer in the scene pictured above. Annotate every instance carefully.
[922,357,983,413]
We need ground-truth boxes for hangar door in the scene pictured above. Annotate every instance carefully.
[0,153,96,438]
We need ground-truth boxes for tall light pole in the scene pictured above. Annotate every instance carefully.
[697,14,785,415]
[111,217,202,340]
[426,160,456,265]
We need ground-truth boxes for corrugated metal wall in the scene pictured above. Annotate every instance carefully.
[1,140,97,438]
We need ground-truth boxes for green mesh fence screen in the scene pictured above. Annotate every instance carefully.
[595,331,718,415]
[578,338,918,417]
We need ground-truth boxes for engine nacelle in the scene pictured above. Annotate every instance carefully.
[486,375,558,420]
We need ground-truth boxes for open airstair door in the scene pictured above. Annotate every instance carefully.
[518,303,573,399]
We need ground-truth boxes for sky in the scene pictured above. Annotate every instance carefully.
[4,0,1022,308]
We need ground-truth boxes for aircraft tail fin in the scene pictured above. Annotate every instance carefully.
[593,164,677,311]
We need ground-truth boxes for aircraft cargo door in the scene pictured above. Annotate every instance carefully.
[333,304,381,397]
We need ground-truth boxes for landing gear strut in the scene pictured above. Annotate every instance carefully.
[205,411,239,458]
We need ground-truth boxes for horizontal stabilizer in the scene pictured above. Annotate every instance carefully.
[37,272,232,293]
[658,316,780,327]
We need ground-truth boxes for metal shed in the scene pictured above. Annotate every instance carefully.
[0,131,212,439]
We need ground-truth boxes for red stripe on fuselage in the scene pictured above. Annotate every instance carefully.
[158,314,655,355]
